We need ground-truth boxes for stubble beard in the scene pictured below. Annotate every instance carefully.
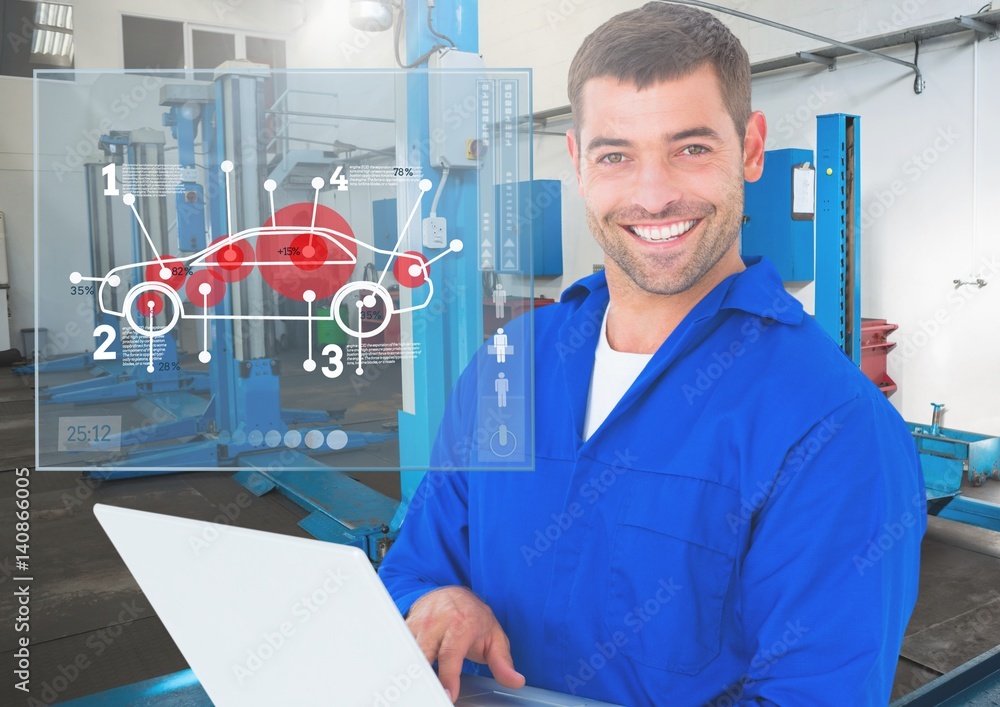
[585,178,745,296]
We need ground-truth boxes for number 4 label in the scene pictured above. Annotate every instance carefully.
[330,165,348,191]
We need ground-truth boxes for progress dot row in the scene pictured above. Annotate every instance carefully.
[223,428,350,451]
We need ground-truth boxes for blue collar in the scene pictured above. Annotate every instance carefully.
[559,256,803,326]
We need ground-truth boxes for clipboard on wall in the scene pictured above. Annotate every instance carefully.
[791,162,815,221]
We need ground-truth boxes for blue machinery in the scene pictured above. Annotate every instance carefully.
[909,405,1000,530]
[18,133,212,405]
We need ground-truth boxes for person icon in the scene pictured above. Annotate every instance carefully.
[495,372,509,408]
[493,328,508,363]
[493,281,508,320]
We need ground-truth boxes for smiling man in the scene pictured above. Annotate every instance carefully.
[379,3,925,705]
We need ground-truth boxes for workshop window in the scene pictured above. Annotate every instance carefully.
[122,15,184,76]
[122,15,285,80]
[246,36,286,70]
[192,28,236,81]
[0,0,74,78]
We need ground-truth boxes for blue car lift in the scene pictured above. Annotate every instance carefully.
[391,0,483,530]
[65,3,517,703]
[21,133,211,406]
[85,74,396,496]
[908,402,1000,530]
[233,0,487,547]
[815,113,862,367]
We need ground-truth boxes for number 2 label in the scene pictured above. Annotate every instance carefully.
[93,324,117,360]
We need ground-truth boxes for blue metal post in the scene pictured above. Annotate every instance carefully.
[397,0,482,514]
[163,106,207,253]
[815,114,862,365]
[209,79,239,435]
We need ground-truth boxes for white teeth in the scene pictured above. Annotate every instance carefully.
[629,220,697,241]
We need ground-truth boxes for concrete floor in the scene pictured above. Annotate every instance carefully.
[2,360,1000,705]
[0,352,402,705]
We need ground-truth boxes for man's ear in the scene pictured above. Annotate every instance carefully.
[743,111,767,183]
[566,129,584,195]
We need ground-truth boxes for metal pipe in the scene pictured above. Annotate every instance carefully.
[264,109,395,124]
[931,403,945,436]
[656,0,924,91]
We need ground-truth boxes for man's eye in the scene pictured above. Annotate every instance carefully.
[599,153,625,164]
[682,145,709,156]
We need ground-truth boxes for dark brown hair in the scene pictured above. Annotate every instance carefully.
[567,2,751,139]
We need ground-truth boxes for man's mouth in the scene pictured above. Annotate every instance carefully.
[626,220,699,242]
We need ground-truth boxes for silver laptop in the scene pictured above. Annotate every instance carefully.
[93,504,620,706]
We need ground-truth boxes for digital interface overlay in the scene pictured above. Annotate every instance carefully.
[33,68,534,473]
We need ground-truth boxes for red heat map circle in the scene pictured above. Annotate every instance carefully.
[393,251,430,288]
[136,291,164,317]
[206,236,254,282]
[145,255,187,291]
[258,203,357,302]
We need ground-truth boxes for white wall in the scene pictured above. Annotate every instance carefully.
[0,77,35,354]
[481,0,990,113]
[286,2,397,69]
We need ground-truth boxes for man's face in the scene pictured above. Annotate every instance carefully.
[567,65,765,296]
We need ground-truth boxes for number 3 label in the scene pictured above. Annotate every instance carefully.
[321,344,343,379]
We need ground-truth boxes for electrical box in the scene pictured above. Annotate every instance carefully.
[493,179,563,276]
[742,148,815,283]
[371,198,397,271]
[428,49,486,169]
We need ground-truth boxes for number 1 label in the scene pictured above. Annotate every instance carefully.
[102,163,120,196]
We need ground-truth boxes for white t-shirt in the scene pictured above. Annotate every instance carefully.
[582,307,654,442]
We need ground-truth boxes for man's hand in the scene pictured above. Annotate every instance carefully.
[406,586,526,702]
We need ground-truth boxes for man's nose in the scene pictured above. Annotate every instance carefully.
[630,158,683,216]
